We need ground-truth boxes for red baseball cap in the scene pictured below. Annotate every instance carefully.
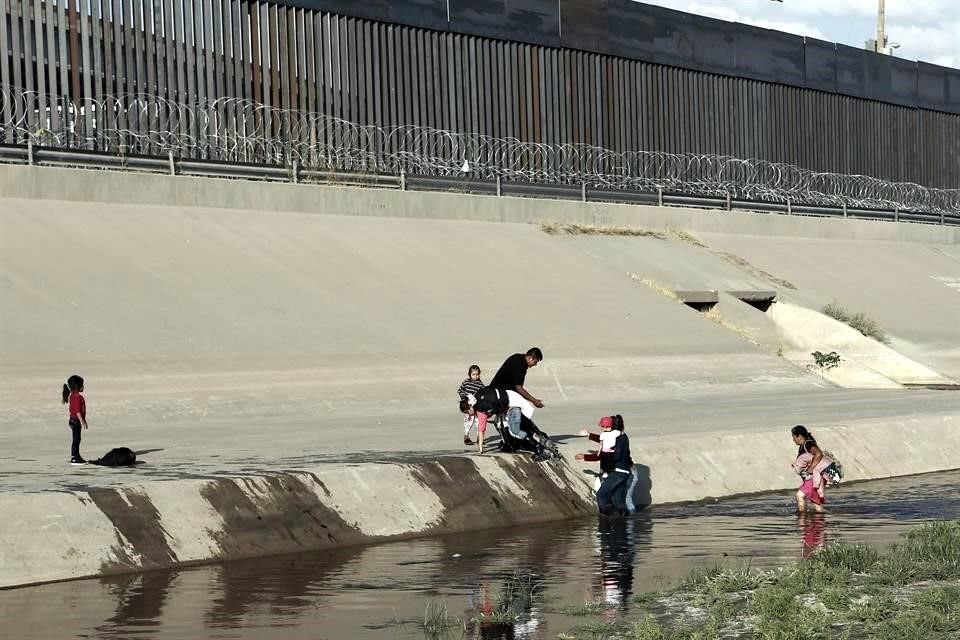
[598,416,614,428]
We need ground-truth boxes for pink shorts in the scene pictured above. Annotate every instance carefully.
[476,411,489,435]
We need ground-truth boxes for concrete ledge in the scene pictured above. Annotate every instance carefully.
[0,453,596,589]
[2,164,957,243]
[2,413,958,590]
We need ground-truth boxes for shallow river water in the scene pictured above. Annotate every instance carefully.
[2,470,959,640]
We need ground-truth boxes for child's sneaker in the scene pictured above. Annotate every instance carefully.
[70,457,86,465]
[463,436,474,445]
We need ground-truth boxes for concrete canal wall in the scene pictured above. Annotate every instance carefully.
[2,412,958,589]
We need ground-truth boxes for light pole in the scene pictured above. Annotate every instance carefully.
[866,0,899,54]
[873,0,887,52]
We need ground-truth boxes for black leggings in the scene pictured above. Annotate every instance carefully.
[69,418,82,459]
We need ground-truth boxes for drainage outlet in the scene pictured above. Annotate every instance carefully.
[727,290,777,312]
[676,290,719,312]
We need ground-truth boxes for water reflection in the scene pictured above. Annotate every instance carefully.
[798,512,828,559]
[101,570,176,631]
[595,516,645,609]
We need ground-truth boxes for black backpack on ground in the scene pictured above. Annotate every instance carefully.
[91,447,137,466]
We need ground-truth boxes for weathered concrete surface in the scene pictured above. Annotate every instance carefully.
[0,454,597,589]
[2,164,960,589]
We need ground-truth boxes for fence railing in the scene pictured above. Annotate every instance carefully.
[2,89,958,221]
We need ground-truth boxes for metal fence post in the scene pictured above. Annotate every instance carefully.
[168,150,176,176]
[291,160,299,184]
[726,191,731,211]
[786,198,792,215]
[496,175,502,197]
[894,206,899,222]
[657,186,663,207]
[581,182,586,203]
[400,170,406,191]
[843,202,848,218]
[941,211,945,225]
[27,140,34,165]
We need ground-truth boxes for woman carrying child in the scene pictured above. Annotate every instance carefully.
[577,415,634,516]
[791,425,835,513]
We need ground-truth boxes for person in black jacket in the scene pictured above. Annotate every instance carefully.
[580,415,633,516]
[489,347,549,460]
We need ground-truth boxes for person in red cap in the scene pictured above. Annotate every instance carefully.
[576,416,620,474]
[577,415,633,516]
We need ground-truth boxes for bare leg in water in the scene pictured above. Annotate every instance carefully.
[796,490,824,514]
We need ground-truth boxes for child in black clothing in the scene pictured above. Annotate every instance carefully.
[457,364,484,445]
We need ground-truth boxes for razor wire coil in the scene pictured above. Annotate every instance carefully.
[1,88,957,216]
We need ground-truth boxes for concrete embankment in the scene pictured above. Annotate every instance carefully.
[2,411,958,589]
[0,453,596,589]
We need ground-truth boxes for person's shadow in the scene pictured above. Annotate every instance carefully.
[126,448,165,466]
[629,463,652,512]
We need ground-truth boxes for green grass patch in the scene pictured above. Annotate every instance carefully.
[818,585,856,611]
[631,591,669,606]
[679,563,772,595]
[874,521,960,585]
[809,540,880,573]
[848,593,898,622]
[822,302,891,344]
[420,600,461,637]
[557,600,617,616]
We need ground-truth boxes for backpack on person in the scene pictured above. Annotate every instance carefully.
[90,447,137,467]
[821,449,844,485]
[471,386,510,416]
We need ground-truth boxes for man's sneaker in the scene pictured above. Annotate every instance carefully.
[463,437,474,445]
[70,457,86,465]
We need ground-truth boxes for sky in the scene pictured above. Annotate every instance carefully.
[636,0,960,69]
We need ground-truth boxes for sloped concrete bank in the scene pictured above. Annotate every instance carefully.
[0,452,597,590]
[3,412,958,590]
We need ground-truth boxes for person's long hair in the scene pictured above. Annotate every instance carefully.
[62,375,84,403]
[791,424,814,441]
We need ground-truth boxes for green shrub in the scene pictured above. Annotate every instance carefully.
[822,302,890,344]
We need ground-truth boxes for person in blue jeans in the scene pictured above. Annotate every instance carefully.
[583,415,633,516]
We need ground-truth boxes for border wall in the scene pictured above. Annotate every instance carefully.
[1,0,959,189]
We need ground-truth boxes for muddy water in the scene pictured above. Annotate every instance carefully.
[2,471,959,640]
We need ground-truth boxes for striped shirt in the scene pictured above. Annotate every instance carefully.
[457,378,485,400]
